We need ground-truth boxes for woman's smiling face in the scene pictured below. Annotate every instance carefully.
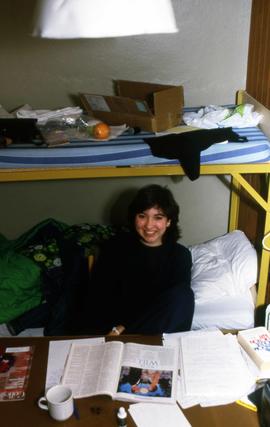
[135,206,171,247]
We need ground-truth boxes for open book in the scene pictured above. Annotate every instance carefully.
[61,340,178,403]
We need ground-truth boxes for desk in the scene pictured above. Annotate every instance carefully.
[0,335,259,427]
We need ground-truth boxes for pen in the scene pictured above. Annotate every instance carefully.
[73,401,80,420]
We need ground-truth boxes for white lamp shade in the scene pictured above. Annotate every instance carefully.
[32,0,178,39]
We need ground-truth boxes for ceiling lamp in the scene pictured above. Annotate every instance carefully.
[32,0,178,39]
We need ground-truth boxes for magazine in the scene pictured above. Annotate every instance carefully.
[0,346,34,401]
[61,341,178,403]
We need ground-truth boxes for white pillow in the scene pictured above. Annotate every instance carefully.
[189,230,258,303]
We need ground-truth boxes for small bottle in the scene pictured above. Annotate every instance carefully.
[117,406,127,427]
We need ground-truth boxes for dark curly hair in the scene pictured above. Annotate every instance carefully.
[127,184,181,242]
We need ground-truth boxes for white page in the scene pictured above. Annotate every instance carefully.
[129,402,191,427]
[164,329,223,408]
[45,337,104,390]
[61,341,123,398]
[177,330,223,409]
[163,327,221,346]
[180,334,255,399]
[199,395,240,407]
[116,343,179,404]
[177,375,200,409]
[121,343,177,370]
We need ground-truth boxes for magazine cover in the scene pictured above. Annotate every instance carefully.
[0,346,34,401]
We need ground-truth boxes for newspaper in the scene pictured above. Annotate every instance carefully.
[61,341,178,403]
[0,346,34,401]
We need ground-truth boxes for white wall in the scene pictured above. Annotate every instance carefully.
[0,0,252,244]
[0,175,230,245]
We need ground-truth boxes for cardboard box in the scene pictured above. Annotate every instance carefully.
[80,80,184,132]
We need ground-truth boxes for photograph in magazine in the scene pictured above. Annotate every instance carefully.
[117,367,173,398]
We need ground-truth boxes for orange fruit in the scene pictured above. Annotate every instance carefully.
[92,122,111,139]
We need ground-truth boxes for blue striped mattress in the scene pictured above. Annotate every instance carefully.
[0,127,269,169]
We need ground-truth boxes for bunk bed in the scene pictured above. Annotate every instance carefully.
[0,90,270,315]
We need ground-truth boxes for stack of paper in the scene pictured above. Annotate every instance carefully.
[164,329,256,408]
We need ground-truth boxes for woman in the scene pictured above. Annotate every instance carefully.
[86,184,194,335]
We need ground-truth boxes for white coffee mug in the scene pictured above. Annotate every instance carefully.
[38,385,74,421]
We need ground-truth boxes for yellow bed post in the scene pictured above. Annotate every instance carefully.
[228,176,241,232]
[236,89,270,307]
[228,169,270,307]
[257,176,270,307]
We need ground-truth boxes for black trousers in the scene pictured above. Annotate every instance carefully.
[83,285,194,335]
[125,285,195,334]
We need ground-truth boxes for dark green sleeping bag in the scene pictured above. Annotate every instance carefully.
[0,248,42,323]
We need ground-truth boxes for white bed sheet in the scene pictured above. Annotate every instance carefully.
[191,292,255,331]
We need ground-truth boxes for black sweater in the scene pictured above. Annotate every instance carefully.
[89,232,192,331]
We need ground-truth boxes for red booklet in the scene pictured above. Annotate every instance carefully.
[0,346,34,401]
